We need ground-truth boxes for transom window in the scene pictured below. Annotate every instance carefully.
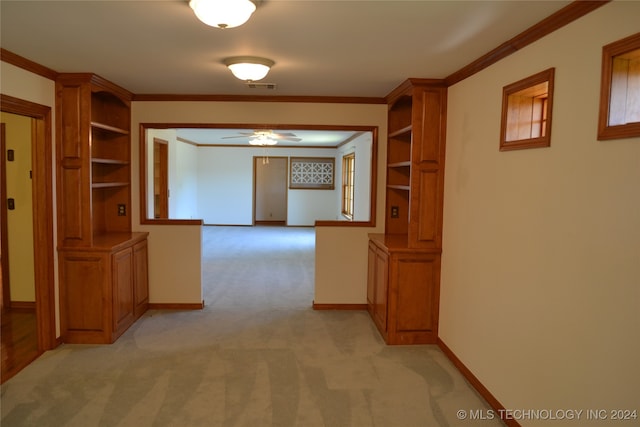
[500,68,555,151]
[598,32,640,140]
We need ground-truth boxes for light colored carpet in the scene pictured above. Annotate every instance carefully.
[1,226,503,427]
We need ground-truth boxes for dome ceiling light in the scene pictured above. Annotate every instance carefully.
[189,0,256,29]
[223,56,275,81]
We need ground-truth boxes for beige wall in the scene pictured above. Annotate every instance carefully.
[1,112,35,302]
[131,101,387,305]
[440,2,640,423]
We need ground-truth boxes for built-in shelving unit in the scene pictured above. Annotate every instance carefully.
[56,73,148,344]
[367,78,447,345]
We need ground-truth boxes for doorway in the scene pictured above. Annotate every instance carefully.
[0,95,56,383]
[254,156,287,225]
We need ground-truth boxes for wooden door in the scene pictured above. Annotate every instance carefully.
[0,124,9,309]
[153,139,169,219]
[254,156,287,225]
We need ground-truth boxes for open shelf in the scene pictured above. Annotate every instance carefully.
[388,161,411,168]
[92,158,129,165]
[387,185,410,191]
[91,121,129,135]
[91,182,129,189]
[388,125,412,138]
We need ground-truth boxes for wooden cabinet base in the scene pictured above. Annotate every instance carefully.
[367,234,441,345]
[59,232,149,344]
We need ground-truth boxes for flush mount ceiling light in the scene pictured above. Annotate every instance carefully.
[189,0,256,29]
[223,56,274,81]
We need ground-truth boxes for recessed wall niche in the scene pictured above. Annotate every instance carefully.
[500,68,555,151]
[598,32,640,140]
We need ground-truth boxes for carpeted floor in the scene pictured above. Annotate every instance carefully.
[0,226,503,427]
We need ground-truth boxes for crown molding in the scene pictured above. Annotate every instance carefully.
[132,93,386,104]
[0,48,58,81]
[445,0,610,86]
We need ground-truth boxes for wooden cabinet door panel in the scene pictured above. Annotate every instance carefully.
[417,88,445,163]
[61,254,106,332]
[373,248,389,332]
[133,239,149,318]
[112,247,134,333]
[395,257,436,332]
[367,242,376,310]
[415,170,439,246]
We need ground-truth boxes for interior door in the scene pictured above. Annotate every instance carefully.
[153,138,169,219]
[254,156,287,225]
[1,124,9,309]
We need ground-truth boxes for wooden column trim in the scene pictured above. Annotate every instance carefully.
[0,94,58,351]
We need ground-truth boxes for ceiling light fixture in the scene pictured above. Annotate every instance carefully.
[223,56,274,81]
[189,0,256,29]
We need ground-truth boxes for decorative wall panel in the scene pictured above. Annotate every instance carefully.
[289,157,335,189]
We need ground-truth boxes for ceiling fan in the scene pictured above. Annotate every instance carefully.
[222,129,301,145]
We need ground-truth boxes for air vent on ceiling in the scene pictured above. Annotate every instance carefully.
[246,82,277,90]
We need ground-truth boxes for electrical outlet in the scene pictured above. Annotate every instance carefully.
[391,205,399,218]
[117,204,126,216]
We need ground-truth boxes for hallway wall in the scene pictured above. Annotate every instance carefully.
[441,1,640,419]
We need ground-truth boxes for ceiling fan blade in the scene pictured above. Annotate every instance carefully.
[281,137,302,142]
[275,132,297,137]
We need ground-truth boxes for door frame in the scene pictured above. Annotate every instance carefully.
[253,156,288,225]
[0,94,57,351]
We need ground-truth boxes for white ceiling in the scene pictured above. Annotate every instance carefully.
[0,0,571,98]
[174,128,363,147]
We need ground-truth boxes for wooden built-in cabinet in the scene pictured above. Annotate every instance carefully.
[56,73,149,344]
[59,234,148,344]
[368,78,446,345]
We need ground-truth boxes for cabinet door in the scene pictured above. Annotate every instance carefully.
[60,252,109,342]
[390,253,441,344]
[373,248,389,333]
[112,247,135,335]
[133,238,149,319]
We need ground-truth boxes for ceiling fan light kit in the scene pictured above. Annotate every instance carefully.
[223,130,302,146]
[249,130,279,145]
[189,0,256,29]
[223,56,275,82]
